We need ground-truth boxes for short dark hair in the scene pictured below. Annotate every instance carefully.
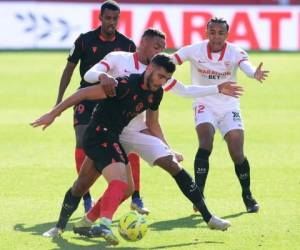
[151,53,176,74]
[207,17,229,32]
[142,28,166,40]
[101,0,120,16]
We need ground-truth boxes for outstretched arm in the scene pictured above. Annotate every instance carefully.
[240,61,269,82]
[164,79,243,98]
[31,84,108,130]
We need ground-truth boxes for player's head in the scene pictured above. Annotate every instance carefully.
[100,1,120,36]
[206,17,229,52]
[145,53,176,92]
[139,28,166,65]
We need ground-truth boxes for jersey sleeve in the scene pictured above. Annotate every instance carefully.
[83,52,118,83]
[172,44,194,65]
[236,47,256,78]
[235,47,249,66]
[150,89,163,111]
[67,34,84,64]
[128,41,136,52]
[163,78,218,98]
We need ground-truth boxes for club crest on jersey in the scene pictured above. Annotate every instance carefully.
[224,61,232,69]
[92,46,98,53]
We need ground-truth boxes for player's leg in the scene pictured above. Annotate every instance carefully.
[127,152,149,214]
[43,157,100,237]
[221,110,259,213]
[194,105,216,197]
[154,156,230,231]
[74,101,96,212]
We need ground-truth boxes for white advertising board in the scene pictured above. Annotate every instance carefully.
[0,2,299,50]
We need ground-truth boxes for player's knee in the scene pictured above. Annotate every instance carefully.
[71,180,87,197]
[155,155,181,176]
[231,152,245,164]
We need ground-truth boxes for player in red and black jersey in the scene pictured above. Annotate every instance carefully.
[32,54,230,244]
[53,0,137,212]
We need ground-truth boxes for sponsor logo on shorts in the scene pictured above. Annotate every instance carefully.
[232,111,241,121]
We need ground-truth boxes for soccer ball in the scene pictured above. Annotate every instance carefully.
[118,211,148,241]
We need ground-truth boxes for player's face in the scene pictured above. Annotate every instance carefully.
[100,9,120,36]
[206,23,228,52]
[142,36,166,64]
[146,65,172,92]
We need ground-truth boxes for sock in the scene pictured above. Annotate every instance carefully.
[87,197,101,222]
[235,158,251,195]
[173,169,212,223]
[56,188,81,230]
[128,153,140,195]
[131,191,140,199]
[100,180,128,220]
[75,148,92,202]
[194,148,211,194]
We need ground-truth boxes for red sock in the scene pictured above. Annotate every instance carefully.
[75,148,85,173]
[100,180,128,219]
[128,153,140,192]
[87,197,101,222]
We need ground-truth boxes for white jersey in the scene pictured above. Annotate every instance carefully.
[85,51,147,132]
[85,50,222,132]
[173,40,251,110]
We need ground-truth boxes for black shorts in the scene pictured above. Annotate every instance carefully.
[73,100,98,126]
[83,123,129,173]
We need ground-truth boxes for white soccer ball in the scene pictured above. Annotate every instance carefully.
[118,211,148,241]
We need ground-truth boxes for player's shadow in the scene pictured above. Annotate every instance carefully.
[14,219,141,250]
[149,211,246,231]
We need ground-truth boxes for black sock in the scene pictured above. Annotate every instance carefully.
[56,188,81,230]
[234,158,251,195]
[194,148,211,194]
[173,169,212,223]
[83,191,91,201]
[131,191,140,199]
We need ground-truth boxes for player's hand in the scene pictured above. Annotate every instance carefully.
[173,151,184,162]
[218,82,244,98]
[30,112,56,130]
[99,74,117,97]
[254,62,269,83]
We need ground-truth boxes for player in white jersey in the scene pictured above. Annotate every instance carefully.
[69,29,246,237]
[172,18,269,213]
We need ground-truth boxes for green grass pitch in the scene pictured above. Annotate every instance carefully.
[0,51,299,250]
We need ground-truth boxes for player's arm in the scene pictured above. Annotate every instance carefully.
[31,84,108,130]
[55,62,77,105]
[164,78,243,98]
[84,53,117,96]
[145,109,183,162]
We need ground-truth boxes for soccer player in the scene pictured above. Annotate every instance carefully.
[53,0,145,213]
[172,17,269,213]
[32,54,231,245]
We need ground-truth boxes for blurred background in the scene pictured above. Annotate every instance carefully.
[1,0,299,51]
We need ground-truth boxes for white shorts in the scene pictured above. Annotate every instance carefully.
[119,130,173,166]
[194,104,244,137]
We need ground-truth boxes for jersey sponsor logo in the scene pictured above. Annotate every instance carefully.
[198,68,231,79]
[232,111,241,121]
[92,46,98,53]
